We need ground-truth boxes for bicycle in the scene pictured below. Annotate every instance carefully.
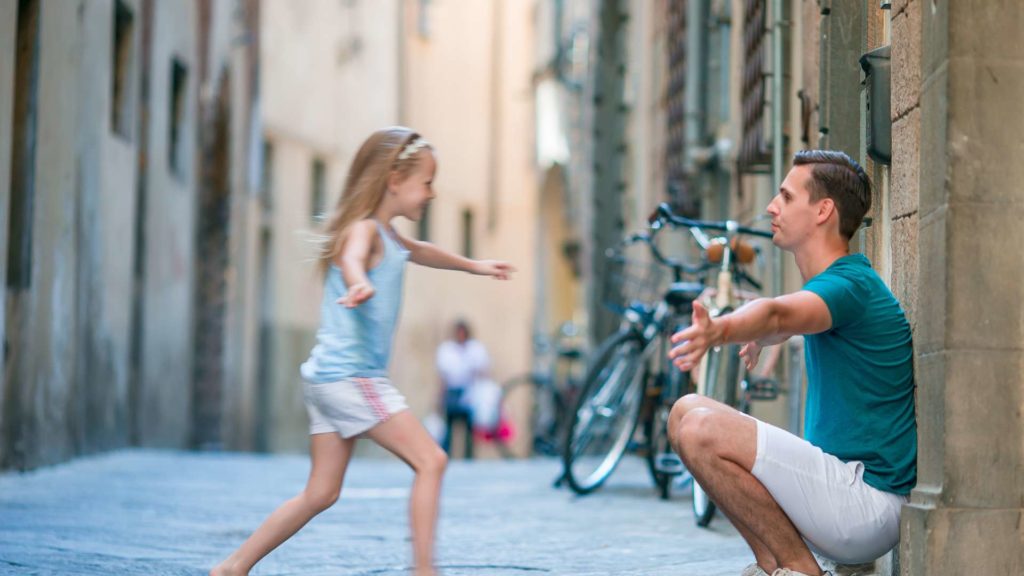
[562,209,705,495]
[656,204,778,526]
[562,203,780,506]
[496,322,586,460]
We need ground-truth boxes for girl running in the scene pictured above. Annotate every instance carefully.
[212,126,514,576]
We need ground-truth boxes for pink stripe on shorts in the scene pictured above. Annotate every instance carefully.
[303,377,409,438]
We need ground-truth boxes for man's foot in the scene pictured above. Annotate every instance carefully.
[741,563,770,576]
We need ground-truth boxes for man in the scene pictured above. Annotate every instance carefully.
[436,320,490,459]
[668,150,916,576]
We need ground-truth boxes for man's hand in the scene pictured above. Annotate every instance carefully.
[739,341,763,371]
[472,260,516,280]
[337,282,376,308]
[669,301,725,372]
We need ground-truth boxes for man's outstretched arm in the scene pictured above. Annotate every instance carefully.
[669,291,832,372]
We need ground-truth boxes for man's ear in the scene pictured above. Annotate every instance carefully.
[816,197,836,225]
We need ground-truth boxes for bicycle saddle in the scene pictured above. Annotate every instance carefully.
[665,282,704,308]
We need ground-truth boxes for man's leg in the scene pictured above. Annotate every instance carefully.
[442,409,454,454]
[669,394,822,575]
[669,396,778,570]
[464,411,474,460]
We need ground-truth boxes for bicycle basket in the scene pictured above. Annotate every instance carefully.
[601,245,667,315]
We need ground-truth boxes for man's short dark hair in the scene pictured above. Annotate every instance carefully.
[792,150,872,240]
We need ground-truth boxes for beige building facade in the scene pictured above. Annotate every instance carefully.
[0,0,261,469]
[396,0,538,433]
[257,0,403,452]
[258,0,538,455]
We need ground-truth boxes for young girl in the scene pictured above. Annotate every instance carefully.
[211,127,514,576]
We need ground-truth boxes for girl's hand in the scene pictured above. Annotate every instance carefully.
[739,341,763,371]
[337,282,376,308]
[472,260,516,280]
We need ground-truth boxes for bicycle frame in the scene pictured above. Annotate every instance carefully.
[563,204,773,497]
[695,224,755,403]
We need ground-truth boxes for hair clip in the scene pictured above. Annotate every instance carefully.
[397,137,430,161]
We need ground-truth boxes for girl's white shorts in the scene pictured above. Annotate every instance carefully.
[751,418,908,564]
[303,377,409,438]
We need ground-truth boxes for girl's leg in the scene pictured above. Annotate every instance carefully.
[211,432,356,576]
[364,411,448,576]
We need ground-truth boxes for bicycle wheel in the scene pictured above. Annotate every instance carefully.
[533,382,566,456]
[500,373,564,457]
[691,342,742,526]
[563,330,648,495]
[692,480,716,527]
[644,394,673,499]
[494,376,529,458]
[644,364,688,499]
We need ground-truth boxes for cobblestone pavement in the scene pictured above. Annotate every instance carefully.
[0,449,753,575]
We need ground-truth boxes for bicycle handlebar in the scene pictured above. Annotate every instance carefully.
[615,231,706,276]
[649,203,774,240]
[611,202,777,283]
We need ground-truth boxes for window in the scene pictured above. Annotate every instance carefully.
[461,208,474,258]
[417,203,431,241]
[311,158,326,220]
[260,139,273,212]
[111,0,134,139]
[664,1,696,215]
[168,58,188,177]
[417,0,432,39]
[7,0,41,290]
[738,0,771,173]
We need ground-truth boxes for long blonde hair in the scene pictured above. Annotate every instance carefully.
[316,126,431,276]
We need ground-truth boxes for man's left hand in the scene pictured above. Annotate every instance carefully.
[739,341,763,371]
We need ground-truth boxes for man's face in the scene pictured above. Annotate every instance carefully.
[766,165,820,251]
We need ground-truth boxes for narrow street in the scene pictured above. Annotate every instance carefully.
[0,450,751,575]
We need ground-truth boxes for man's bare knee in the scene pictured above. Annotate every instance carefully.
[669,394,701,449]
[669,393,704,433]
[676,393,706,413]
[676,407,730,459]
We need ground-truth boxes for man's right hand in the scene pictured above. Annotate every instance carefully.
[669,301,725,372]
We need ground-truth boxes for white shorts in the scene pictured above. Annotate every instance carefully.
[303,377,409,438]
[750,419,907,564]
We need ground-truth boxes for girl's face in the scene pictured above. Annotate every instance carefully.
[391,151,437,221]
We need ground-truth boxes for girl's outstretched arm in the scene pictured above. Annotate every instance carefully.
[399,233,514,279]
[337,220,379,307]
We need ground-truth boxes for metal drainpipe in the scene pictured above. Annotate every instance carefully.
[771,0,784,299]
[719,1,731,128]
[554,0,564,77]
[717,2,732,219]
[770,0,800,435]
[684,0,708,180]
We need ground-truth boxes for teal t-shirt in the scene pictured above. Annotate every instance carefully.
[802,253,916,495]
